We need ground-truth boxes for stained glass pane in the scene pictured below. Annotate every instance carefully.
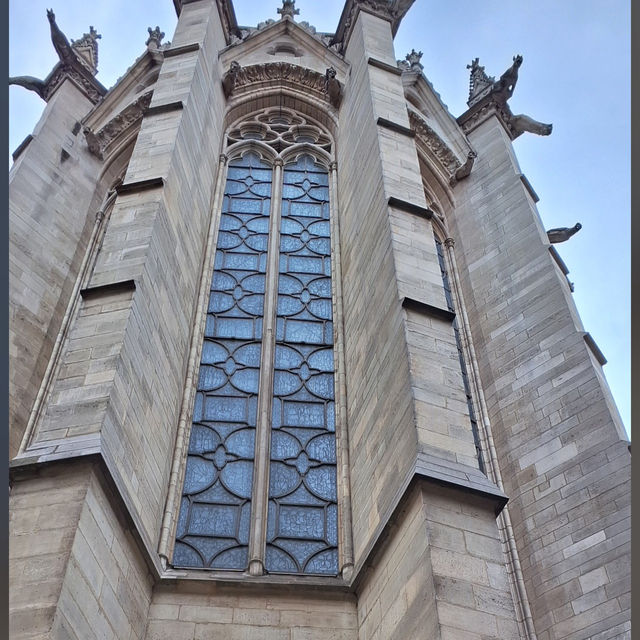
[266,155,338,576]
[435,239,484,473]
[175,153,272,570]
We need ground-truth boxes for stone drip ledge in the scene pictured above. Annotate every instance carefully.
[10,447,507,594]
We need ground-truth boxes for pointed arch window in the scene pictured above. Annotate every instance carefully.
[172,110,341,576]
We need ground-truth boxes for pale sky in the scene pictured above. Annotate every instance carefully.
[9,0,630,435]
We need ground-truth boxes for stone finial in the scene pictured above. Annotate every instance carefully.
[146,26,165,48]
[277,0,299,19]
[466,57,494,106]
[405,49,423,72]
[71,26,101,75]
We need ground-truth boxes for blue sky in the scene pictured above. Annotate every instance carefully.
[9,0,630,435]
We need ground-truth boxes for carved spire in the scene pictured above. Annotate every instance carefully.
[277,0,299,19]
[466,58,494,106]
[70,25,101,75]
[146,26,165,49]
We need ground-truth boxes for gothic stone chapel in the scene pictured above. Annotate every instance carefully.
[8,1,630,639]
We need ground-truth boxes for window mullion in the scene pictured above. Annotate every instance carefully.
[247,157,284,576]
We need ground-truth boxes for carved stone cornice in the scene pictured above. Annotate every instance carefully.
[43,62,107,104]
[222,62,342,108]
[84,91,153,159]
[457,96,518,140]
[332,0,415,52]
[408,110,463,183]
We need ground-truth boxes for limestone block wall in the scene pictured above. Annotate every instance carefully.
[9,462,93,638]
[9,80,104,458]
[337,8,487,574]
[355,485,438,640]
[144,584,357,640]
[356,483,519,640]
[450,115,631,639]
[49,465,155,640]
[336,10,417,565]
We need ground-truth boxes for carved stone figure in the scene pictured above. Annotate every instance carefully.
[146,26,165,48]
[547,223,582,244]
[324,67,342,107]
[10,10,104,102]
[8,76,48,100]
[494,54,522,102]
[222,61,241,98]
[511,114,553,137]
[451,150,477,185]
[405,49,423,72]
[463,54,552,138]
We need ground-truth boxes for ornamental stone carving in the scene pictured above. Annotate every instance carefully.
[146,26,165,48]
[277,0,299,19]
[84,91,153,159]
[408,110,463,181]
[222,62,342,108]
[460,55,552,140]
[9,10,106,104]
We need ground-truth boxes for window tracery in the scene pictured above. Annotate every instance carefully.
[173,109,339,576]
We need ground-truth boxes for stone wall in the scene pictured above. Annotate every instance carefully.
[9,462,92,638]
[9,80,103,458]
[144,584,357,640]
[451,115,631,639]
[356,482,519,640]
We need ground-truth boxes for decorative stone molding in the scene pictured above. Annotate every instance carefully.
[222,62,342,108]
[84,91,153,159]
[45,63,106,104]
[408,110,463,181]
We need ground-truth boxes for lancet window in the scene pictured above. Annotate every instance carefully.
[434,237,484,472]
[173,109,340,576]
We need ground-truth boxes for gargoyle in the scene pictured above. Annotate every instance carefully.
[222,61,241,98]
[47,9,76,66]
[494,54,522,102]
[9,75,48,100]
[547,223,582,244]
[451,150,477,184]
[324,67,342,108]
[511,114,552,137]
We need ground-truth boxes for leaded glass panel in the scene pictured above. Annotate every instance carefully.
[174,153,272,570]
[266,155,338,575]
[435,239,484,473]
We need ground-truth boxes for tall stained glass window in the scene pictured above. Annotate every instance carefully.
[174,110,339,576]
